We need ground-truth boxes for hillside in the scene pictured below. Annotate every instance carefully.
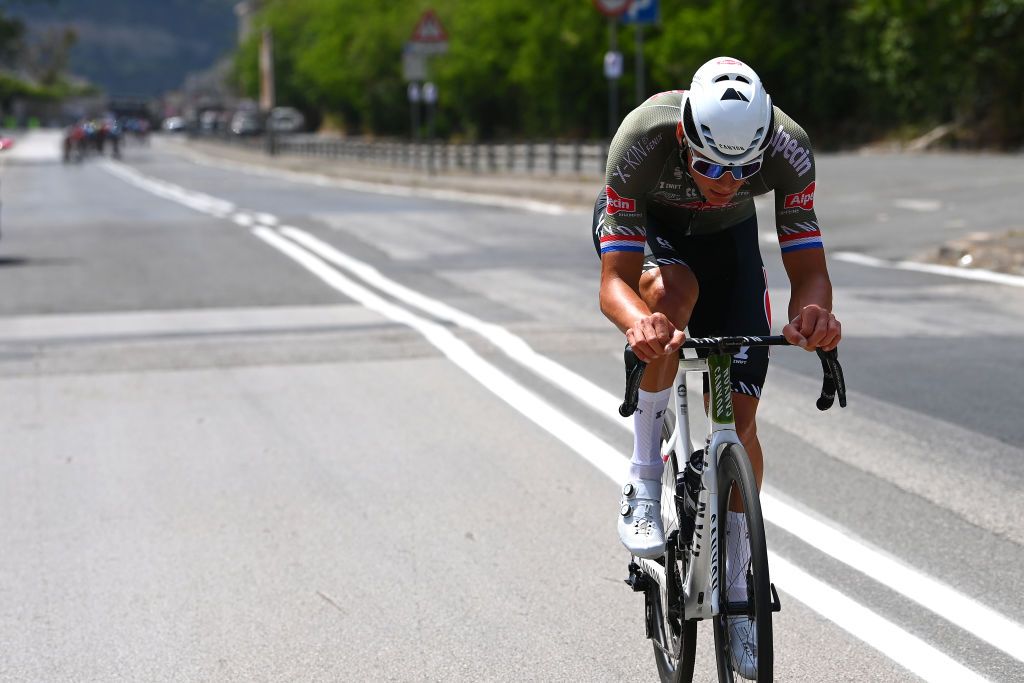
[9,0,237,97]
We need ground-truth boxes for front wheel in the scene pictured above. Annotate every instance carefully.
[713,444,773,681]
[649,408,697,682]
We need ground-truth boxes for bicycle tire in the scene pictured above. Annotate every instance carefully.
[712,444,773,682]
[649,409,697,683]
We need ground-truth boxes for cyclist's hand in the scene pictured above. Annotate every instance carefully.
[783,304,841,352]
[626,313,686,363]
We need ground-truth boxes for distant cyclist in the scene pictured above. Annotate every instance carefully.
[592,56,841,678]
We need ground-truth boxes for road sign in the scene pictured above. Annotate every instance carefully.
[402,45,428,81]
[407,83,422,103]
[604,51,624,80]
[622,0,658,24]
[410,9,448,42]
[592,0,633,17]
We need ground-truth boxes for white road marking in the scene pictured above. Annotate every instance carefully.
[764,491,1024,664]
[834,251,1024,288]
[894,198,942,212]
[232,212,254,227]
[101,158,1009,678]
[770,555,989,683]
[252,226,628,485]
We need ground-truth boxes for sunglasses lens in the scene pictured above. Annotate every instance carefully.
[690,154,764,180]
[733,160,762,179]
[692,158,727,179]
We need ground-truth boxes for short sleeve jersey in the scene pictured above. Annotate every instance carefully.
[596,91,822,256]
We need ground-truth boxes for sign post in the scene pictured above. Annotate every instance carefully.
[404,9,449,142]
[622,0,659,104]
[593,0,632,137]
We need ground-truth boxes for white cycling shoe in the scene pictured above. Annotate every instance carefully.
[617,479,665,559]
[727,615,758,680]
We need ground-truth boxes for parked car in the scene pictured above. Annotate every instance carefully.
[230,110,263,136]
[268,106,306,134]
[161,116,187,133]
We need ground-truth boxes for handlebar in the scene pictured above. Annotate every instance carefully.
[618,335,847,417]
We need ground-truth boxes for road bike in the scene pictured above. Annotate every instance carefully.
[619,336,846,682]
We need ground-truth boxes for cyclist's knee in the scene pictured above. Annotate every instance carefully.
[640,265,698,324]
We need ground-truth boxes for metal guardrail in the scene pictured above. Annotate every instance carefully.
[194,132,609,178]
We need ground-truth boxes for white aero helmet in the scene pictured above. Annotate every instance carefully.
[680,57,774,166]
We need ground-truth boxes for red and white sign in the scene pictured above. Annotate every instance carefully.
[784,182,815,211]
[593,0,633,17]
[605,186,636,214]
[411,9,448,43]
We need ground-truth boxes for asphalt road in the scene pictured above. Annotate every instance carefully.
[0,131,1021,682]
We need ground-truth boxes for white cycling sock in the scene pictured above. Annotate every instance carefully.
[629,387,672,481]
[726,511,750,602]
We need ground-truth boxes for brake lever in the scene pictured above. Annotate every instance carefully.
[619,344,647,417]
[815,348,847,410]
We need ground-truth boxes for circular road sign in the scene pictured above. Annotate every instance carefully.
[593,0,633,17]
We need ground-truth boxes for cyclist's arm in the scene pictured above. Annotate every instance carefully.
[764,111,841,351]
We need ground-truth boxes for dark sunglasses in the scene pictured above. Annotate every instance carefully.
[689,153,763,181]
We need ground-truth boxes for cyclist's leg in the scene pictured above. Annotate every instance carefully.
[723,214,772,490]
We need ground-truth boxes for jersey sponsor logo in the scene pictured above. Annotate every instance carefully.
[658,181,683,190]
[655,236,673,250]
[783,182,815,211]
[769,124,812,177]
[605,186,636,214]
[613,131,665,183]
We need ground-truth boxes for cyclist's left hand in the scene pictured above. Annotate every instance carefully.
[783,304,841,351]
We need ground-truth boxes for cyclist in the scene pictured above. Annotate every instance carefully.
[593,56,841,678]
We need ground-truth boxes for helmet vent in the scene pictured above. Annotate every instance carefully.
[682,99,704,149]
[721,88,749,102]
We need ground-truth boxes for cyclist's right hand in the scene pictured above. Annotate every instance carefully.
[626,313,686,363]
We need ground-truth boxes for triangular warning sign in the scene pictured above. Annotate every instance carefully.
[410,9,448,43]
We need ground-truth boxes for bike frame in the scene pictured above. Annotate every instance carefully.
[635,351,744,622]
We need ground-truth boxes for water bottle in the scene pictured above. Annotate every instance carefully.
[677,450,704,543]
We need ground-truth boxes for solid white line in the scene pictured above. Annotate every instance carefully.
[275,228,1022,667]
[769,554,989,683]
[762,492,1024,664]
[834,251,1024,288]
[893,198,942,212]
[252,226,628,485]
[278,226,630,429]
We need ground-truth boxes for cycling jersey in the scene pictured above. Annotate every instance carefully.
[593,91,824,399]
[596,90,822,256]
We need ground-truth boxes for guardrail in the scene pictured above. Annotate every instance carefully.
[194,132,609,178]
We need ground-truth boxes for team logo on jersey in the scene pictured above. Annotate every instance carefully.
[769,124,813,178]
[605,186,636,214]
[783,182,815,211]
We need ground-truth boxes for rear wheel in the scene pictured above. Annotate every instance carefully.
[649,409,697,683]
[712,444,773,681]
